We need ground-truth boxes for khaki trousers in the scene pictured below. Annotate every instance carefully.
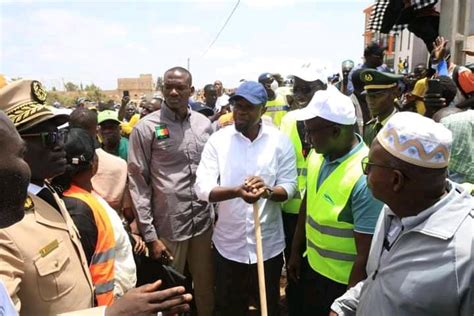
[162,227,214,316]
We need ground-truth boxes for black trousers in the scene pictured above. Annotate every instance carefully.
[300,258,347,316]
[214,249,283,316]
[282,212,304,316]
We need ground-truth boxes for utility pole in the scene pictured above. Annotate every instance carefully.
[187,58,191,71]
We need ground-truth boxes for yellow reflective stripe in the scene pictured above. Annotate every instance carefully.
[266,105,290,112]
[307,239,356,262]
[307,216,354,238]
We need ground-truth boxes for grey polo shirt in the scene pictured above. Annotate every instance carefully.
[128,103,213,242]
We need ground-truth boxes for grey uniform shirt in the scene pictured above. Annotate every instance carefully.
[128,104,213,242]
[331,180,474,316]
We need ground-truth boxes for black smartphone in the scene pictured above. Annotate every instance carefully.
[123,90,130,98]
[135,255,186,289]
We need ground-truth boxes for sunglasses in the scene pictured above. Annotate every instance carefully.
[22,129,67,148]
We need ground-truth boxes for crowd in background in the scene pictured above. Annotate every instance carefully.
[0,34,472,316]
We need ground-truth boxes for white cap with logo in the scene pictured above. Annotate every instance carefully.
[292,87,356,125]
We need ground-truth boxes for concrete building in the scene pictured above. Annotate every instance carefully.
[117,74,155,99]
[363,5,396,69]
[439,0,473,65]
[365,0,473,73]
[393,29,429,74]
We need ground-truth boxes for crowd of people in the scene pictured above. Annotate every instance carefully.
[0,35,472,316]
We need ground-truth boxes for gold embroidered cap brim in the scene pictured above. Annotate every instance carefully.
[6,100,69,132]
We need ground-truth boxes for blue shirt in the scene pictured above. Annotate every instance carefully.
[316,135,383,234]
[0,280,17,315]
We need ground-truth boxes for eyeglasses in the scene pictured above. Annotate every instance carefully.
[21,129,67,148]
[361,156,410,180]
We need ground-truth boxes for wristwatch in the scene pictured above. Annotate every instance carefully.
[263,187,274,200]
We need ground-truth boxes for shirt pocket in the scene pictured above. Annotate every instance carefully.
[33,239,77,301]
[152,139,178,164]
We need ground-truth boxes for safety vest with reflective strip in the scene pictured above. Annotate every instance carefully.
[280,112,307,214]
[64,185,116,306]
[264,93,289,127]
[305,145,368,285]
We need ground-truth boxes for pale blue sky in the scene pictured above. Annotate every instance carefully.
[1,0,373,90]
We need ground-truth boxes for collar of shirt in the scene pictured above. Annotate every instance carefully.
[323,133,365,165]
[162,102,192,122]
[28,182,46,195]
[231,120,265,143]
[376,108,397,126]
[385,180,470,239]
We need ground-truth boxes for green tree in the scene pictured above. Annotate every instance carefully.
[46,92,76,108]
[84,83,106,102]
[64,82,79,92]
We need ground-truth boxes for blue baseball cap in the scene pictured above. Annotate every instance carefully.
[229,81,268,105]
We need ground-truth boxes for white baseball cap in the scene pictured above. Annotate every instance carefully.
[291,61,328,84]
[293,87,356,125]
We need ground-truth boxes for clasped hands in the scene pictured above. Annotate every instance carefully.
[237,176,272,204]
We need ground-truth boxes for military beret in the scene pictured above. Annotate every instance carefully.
[360,69,404,90]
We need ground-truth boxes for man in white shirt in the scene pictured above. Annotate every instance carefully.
[195,81,297,316]
[214,80,230,112]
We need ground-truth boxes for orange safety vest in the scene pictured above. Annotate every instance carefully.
[64,185,116,306]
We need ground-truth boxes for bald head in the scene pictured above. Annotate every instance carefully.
[432,107,463,123]
[69,108,98,137]
[164,67,192,85]
[214,80,224,95]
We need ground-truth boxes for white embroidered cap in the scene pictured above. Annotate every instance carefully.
[376,112,453,169]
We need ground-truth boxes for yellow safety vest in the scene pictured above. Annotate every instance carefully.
[264,93,289,127]
[280,112,307,214]
[305,145,368,284]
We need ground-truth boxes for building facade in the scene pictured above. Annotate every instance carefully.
[117,74,155,99]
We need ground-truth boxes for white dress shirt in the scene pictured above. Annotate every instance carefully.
[195,123,297,264]
[27,183,45,195]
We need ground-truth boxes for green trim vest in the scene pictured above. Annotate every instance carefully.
[280,114,307,214]
[264,94,289,127]
[305,144,368,284]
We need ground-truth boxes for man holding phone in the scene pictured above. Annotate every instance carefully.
[128,67,214,316]
[360,69,403,146]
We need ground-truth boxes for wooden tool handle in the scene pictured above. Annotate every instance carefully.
[253,202,268,316]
